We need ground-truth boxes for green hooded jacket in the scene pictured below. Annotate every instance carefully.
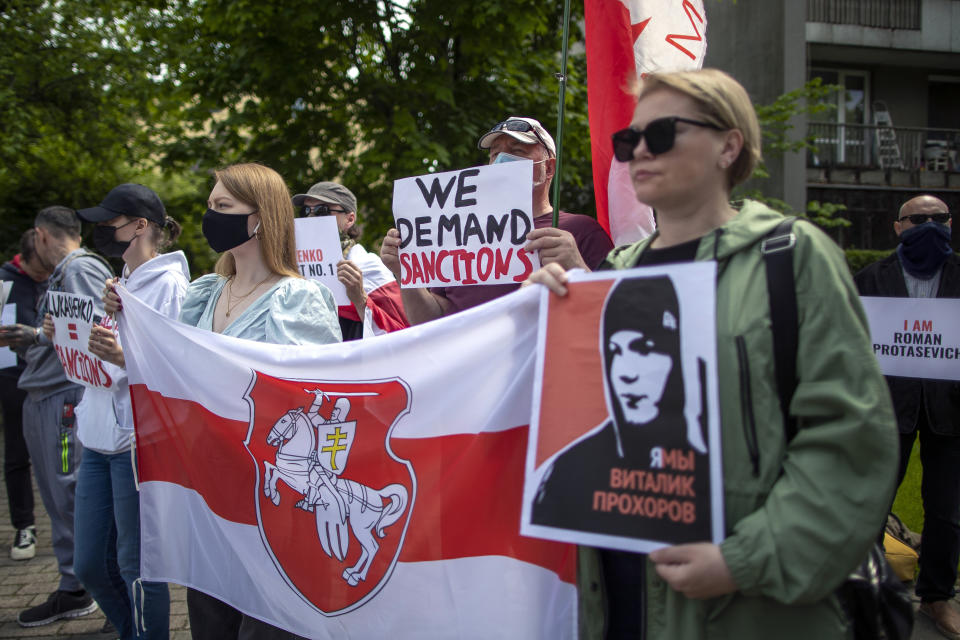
[578,200,899,640]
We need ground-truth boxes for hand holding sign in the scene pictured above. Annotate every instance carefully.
[524,227,588,271]
[89,325,124,368]
[43,314,54,340]
[336,260,366,313]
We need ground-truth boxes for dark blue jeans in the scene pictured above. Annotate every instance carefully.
[1,378,34,530]
[898,413,960,603]
[74,447,169,639]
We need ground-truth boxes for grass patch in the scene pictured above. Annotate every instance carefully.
[892,438,922,532]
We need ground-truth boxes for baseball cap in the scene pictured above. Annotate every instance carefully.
[291,181,358,212]
[76,183,166,225]
[477,116,557,157]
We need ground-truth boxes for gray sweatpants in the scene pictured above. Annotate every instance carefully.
[22,386,84,592]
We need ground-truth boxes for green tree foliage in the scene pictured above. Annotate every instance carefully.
[148,0,593,256]
[0,0,177,255]
[3,1,593,276]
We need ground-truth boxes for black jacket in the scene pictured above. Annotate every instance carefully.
[854,252,960,435]
[0,260,47,377]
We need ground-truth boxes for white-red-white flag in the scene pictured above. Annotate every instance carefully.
[586,0,708,245]
[119,285,575,639]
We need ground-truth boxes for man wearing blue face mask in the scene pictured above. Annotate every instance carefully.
[381,115,614,324]
[855,194,960,639]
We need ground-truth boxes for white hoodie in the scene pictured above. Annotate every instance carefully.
[76,251,190,454]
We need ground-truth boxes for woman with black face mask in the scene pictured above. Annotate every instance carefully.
[104,164,339,640]
[66,183,189,639]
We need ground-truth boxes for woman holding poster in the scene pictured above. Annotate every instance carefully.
[66,183,189,639]
[178,163,339,639]
[528,69,899,639]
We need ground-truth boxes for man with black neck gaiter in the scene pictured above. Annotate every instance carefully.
[855,194,960,638]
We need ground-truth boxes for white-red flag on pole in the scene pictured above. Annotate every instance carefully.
[586,0,708,245]
[118,285,575,639]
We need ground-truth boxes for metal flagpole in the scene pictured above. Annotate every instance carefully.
[551,0,573,228]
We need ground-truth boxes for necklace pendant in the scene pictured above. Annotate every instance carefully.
[226,311,231,317]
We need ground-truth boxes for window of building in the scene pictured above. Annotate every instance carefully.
[809,69,871,166]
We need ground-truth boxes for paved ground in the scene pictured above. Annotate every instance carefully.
[0,424,954,639]
[0,430,191,640]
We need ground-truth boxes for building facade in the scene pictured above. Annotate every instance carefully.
[705,0,960,249]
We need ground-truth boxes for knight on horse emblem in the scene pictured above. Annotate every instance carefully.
[263,388,409,587]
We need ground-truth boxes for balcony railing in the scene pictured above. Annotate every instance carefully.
[807,0,921,30]
[807,122,959,171]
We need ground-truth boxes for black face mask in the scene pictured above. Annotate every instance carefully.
[202,209,259,253]
[93,220,137,258]
[897,221,952,279]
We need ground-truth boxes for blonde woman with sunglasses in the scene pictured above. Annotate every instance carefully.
[528,69,899,640]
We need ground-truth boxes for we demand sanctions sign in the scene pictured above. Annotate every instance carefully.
[392,162,540,288]
[861,297,960,381]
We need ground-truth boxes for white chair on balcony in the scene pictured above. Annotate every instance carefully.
[923,141,948,171]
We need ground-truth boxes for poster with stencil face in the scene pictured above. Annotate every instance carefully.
[522,264,724,554]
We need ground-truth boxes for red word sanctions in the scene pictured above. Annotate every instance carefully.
[400,247,532,286]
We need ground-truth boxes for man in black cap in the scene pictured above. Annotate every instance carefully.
[293,181,408,340]
[379,115,614,325]
[855,194,960,639]
[0,204,112,627]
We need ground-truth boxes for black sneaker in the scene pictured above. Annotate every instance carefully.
[10,525,36,560]
[17,589,98,627]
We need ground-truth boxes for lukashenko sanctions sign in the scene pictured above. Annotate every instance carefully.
[47,290,115,390]
[860,296,960,381]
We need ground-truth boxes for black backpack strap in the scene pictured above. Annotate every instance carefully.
[761,217,799,443]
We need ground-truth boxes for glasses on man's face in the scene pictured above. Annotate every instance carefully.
[485,119,550,152]
[898,213,951,225]
[611,117,725,161]
[301,204,347,217]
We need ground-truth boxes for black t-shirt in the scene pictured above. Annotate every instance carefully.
[635,237,700,266]
[597,234,702,638]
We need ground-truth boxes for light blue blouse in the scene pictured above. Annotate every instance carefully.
[179,274,342,346]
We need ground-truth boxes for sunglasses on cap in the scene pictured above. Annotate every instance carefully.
[301,203,348,217]
[898,213,951,225]
[611,117,725,161]
[485,119,551,152]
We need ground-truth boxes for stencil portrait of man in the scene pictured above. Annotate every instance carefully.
[531,275,711,545]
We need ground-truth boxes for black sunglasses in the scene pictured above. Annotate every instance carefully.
[301,204,347,217]
[898,213,951,225]
[612,117,725,161]
[481,119,550,152]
